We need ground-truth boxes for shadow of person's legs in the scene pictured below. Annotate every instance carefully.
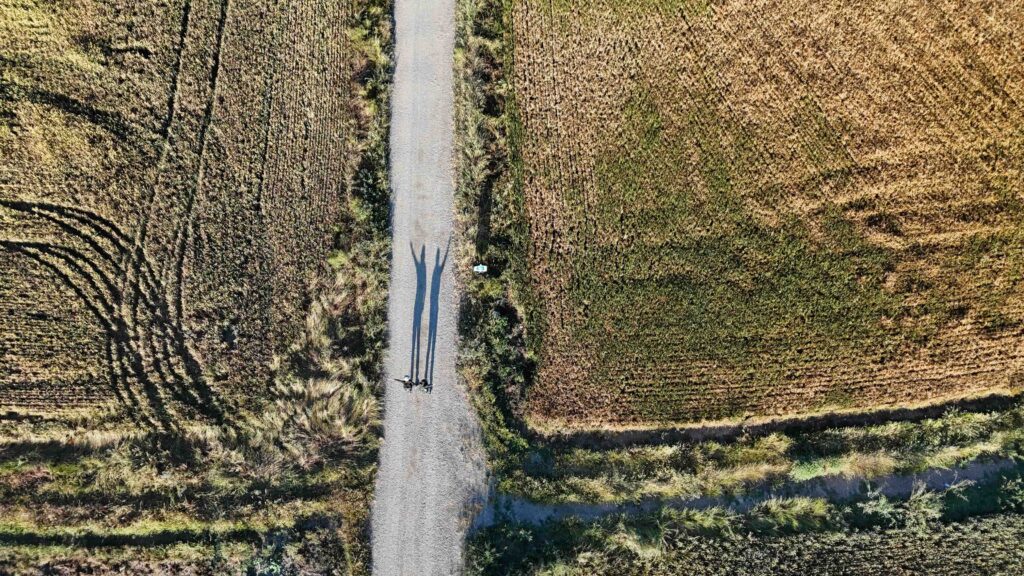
[411,244,427,381]
[426,238,450,387]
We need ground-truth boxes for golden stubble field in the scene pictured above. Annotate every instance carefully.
[0,0,370,425]
[511,0,1024,428]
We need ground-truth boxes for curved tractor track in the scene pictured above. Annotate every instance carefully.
[0,200,231,431]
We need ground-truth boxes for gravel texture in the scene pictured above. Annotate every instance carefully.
[371,0,488,574]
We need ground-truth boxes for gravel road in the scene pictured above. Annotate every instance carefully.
[371,0,489,574]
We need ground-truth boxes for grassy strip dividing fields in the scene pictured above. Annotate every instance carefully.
[0,542,255,574]
[467,508,1024,576]
[472,464,1024,575]
[455,0,534,477]
[0,424,381,573]
[504,406,1024,505]
[0,513,362,573]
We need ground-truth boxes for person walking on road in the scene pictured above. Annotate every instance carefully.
[394,375,414,391]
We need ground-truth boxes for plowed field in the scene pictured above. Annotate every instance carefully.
[512,0,1024,427]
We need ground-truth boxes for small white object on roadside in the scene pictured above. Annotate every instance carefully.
[472,264,488,274]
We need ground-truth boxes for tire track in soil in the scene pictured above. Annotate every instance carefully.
[0,200,231,429]
[164,0,232,327]
[116,0,230,412]
[31,203,227,422]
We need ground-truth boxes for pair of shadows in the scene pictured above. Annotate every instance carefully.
[409,238,450,388]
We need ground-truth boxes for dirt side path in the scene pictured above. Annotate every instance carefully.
[476,459,1017,527]
[371,0,488,574]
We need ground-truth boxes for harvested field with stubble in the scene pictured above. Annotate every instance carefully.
[0,0,392,572]
[1,0,375,422]
[511,0,1024,428]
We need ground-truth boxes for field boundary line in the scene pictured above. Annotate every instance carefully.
[531,388,1024,449]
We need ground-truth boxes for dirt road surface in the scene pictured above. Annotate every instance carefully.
[371,0,488,574]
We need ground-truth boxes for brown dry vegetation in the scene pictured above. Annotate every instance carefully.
[511,0,1024,428]
[0,0,391,571]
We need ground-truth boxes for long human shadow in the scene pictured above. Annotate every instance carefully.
[410,244,427,381]
[425,237,451,389]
